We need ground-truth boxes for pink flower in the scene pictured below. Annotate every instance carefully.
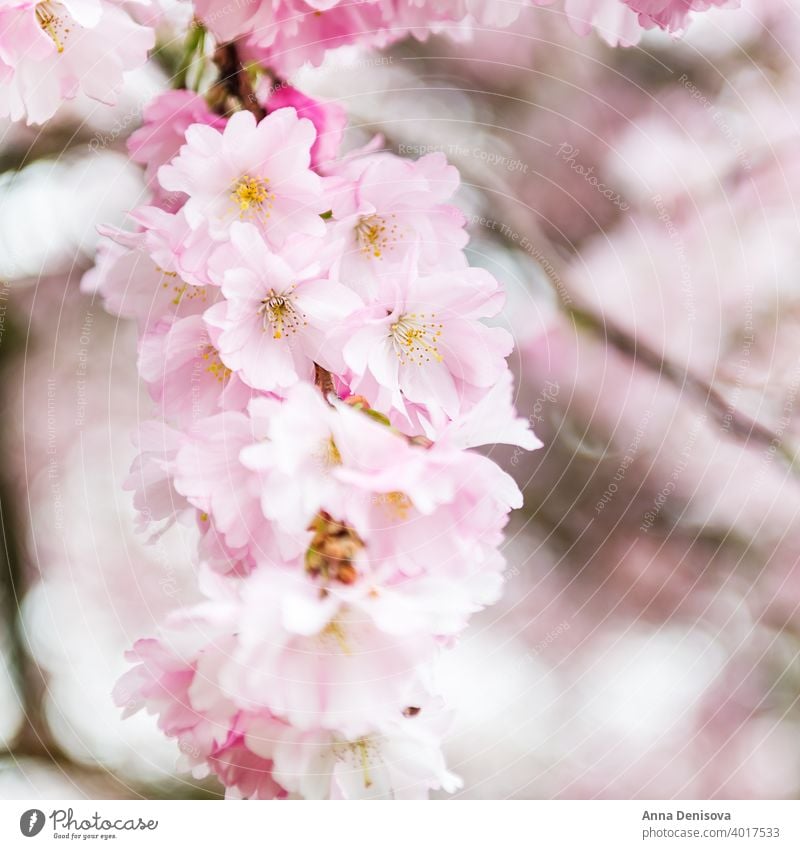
[328,152,468,300]
[0,0,153,124]
[623,0,737,31]
[326,405,526,634]
[264,84,347,167]
[558,0,736,42]
[125,419,190,532]
[242,395,533,634]
[440,367,544,451]
[112,596,286,797]
[246,711,462,799]
[98,19,547,799]
[219,567,436,735]
[82,206,216,330]
[128,90,226,210]
[158,108,327,247]
[114,570,461,798]
[203,222,361,392]
[207,732,287,800]
[171,408,290,563]
[236,1,394,76]
[342,263,513,430]
[561,0,642,44]
[138,314,253,425]
[239,384,341,537]
[194,0,519,77]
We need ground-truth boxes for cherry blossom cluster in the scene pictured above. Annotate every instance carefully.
[44,0,737,803]
[194,0,738,73]
[82,81,542,797]
[559,0,737,44]
[1,0,737,124]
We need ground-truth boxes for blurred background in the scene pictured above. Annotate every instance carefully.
[1,0,800,799]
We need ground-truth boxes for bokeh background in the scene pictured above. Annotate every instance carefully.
[1,0,800,799]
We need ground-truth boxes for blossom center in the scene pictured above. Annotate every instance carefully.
[306,512,363,586]
[390,312,444,365]
[36,2,68,53]
[333,738,376,789]
[200,345,231,383]
[316,436,341,469]
[355,214,397,259]
[231,176,274,219]
[384,491,412,520]
[318,619,351,654]
[258,287,306,339]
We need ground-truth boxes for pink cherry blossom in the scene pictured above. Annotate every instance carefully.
[233,1,395,77]
[127,90,226,210]
[238,384,342,537]
[138,313,253,425]
[623,0,737,31]
[342,263,512,430]
[241,394,532,634]
[98,5,559,800]
[218,567,437,735]
[170,408,288,563]
[328,151,468,300]
[246,711,462,799]
[125,419,190,532]
[561,0,642,44]
[158,108,328,247]
[203,222,361,392]
[82,206,216,330]
[264,83,347,168]
[0,0,153,124]
[440,367,544,451]
[115,606,459,799]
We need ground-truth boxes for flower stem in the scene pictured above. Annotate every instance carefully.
[210,42,266,119]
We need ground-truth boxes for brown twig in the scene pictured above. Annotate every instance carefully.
[210,42,266,119]
[314,364,335,397]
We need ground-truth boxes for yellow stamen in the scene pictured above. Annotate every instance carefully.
[355,213,399,259]
[390,312,444,365]
[384,491,413,521]
[201,346,231,383]
[357,740,372,788]
[231,175,274,218]
[320,619,351,654]
[36,2,67,53]
[258,286,306,339]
